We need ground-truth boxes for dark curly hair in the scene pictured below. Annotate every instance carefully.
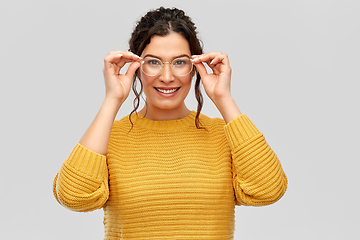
[129,7,204,128]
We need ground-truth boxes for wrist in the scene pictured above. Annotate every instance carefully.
[213,96,242,124]
[103,96,123,113]
[212,94,234,112]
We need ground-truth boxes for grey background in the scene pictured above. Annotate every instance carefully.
[1,0,359,239]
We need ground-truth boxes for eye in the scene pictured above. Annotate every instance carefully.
[173,59,189,66]
[145,59,161,66]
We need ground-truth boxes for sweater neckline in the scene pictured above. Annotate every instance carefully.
[131,111,197,131]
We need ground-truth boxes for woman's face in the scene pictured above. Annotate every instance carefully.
[139,32,193,119]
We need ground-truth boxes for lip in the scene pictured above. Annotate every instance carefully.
[155,86,180,90]
[154,87,180,96]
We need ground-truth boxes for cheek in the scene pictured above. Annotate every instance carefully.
[139,74,157,94]
[182,76,193,88]
[139,73,151,85]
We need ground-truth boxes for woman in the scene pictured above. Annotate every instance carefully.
[53,7,287,240]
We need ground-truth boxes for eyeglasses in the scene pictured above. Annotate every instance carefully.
[140,56,194,77]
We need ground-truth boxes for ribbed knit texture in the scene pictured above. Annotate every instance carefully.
[53,111,287,239]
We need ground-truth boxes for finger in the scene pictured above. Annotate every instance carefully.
[125,61,141,79]
[193,52,221,63]
[192,56,216,75]
[202,53,231,76]
[113,52,142,65]
[115,56,141,70]
[193,52,230,67]
[104,52,142,72]
[105,51,141,64]
[192,55,217,75]
[193,62,209,79]
[104,51,123,72]
[117,52,142,65]
[209,54,230,66]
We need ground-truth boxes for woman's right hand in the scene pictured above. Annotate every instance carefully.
[103,51,142,104]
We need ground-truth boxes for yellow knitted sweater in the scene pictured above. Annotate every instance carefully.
[53,111,287,240]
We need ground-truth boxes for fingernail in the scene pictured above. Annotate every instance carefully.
[117,54,123,57]
[210,59,215,65]
[130,52,141,59]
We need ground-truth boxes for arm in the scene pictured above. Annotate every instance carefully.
[224,115,287,206]
[53,143,109,212]
[80,52,142,154]
[193,53,287,205]
[53,52,142,211]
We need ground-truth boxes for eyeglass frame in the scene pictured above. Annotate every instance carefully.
[140,56,194,77]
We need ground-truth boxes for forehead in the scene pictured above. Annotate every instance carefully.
[141,32,191,59]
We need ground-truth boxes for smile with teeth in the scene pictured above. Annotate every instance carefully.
[155,87,180,94]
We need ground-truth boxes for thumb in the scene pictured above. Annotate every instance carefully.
[194,62,209,80]
[125,61,141,79]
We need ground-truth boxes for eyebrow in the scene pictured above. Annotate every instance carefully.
[143,54,191,60]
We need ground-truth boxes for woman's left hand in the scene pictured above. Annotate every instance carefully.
[192,52,242,123]
[192,52,232,103]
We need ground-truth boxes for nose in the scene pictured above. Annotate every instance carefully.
[160,62,174,82]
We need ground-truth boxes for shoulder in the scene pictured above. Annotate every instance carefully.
[198,113,226,130]
[111,115,132,134]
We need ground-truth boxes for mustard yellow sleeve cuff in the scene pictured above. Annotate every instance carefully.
[53,143,109,212]
[66,143,107,180]
[223,114,261,150]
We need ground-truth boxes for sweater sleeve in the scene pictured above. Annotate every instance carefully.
[53,143,109,212]
[224,114,287,206]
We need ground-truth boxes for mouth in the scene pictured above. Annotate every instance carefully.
[154,87,180,94]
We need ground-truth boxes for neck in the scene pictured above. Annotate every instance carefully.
[138,104,191,121]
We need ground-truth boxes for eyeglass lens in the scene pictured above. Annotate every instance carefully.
[141,57,193,76]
